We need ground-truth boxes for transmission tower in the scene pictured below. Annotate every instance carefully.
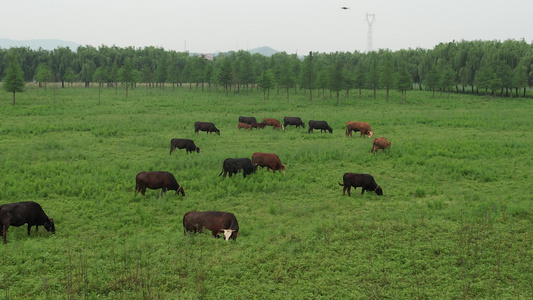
[366,13,375,52]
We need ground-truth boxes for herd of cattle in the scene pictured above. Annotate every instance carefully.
[0,116,391,243]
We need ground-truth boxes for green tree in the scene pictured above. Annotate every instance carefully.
[396,61,412,103]
[217,58,234,94]
[118,58,135,97]
[379,52,394,102]
[512,60,528,100]
[35,63,53,88]
[424,66,440,98]
[329,60,345,105]
[367,58,379,99]
[300,52,316,101]
[257,69,275,103]
[63,67,77,86]
[3,52,26,105]
[93,66,109,104]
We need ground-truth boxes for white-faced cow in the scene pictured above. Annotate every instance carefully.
[338,173,383,196]
[283,117,305,128]
[251,152,286,174]
[346,121,374,138]
[0,201,55,244]
[219,158,257,178]
[135,171,185,197]
[308,120,333,133]
[183,211,239,241]
[170,138,200,155]
[194,122,220,135]
[372,137,392,154]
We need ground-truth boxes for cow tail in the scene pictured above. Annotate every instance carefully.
[338,182,344,186]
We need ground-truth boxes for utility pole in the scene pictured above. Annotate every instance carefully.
[366,13,375,52]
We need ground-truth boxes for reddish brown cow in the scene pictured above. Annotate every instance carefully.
[135,171,185,197]
[251,122,266,129]
[346,121,374,138]
[262,118,284,130]
[251,152,286,174]
[338,173,383,196]
[183,211,239,240]
[238,122,253,130]
[372,137,391,154]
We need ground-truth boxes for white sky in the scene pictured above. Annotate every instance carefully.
[2,0,532,54]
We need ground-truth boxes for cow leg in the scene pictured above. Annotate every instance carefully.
[361,188,365,195]
[141,187,146,196]
[342,186,347,196]
[2,224,9,244]
[27,224,32,235]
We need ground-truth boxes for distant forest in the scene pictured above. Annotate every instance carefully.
[1,39,532,99]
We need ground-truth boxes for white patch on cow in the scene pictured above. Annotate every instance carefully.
[223,229,233,241]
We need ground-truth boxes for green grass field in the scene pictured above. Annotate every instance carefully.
[0,85,532,299]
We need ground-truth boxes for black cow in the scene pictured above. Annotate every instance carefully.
[219,158,257,178]
[338,173,383,196]
[183,211,239,240]
[308,120,333,133]
[194,122,220,135]
[284,117,306,128]
[0,201,55,244]
[170,138,200,155]
[135,171,185,196]
[238,116,257,125]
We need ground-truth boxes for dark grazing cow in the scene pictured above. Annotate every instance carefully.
[194,122,220,135]
[0,201,55,244]
[338,173,383,196]
[219,158,257,178]
[238,116,257,125]
[346,121,374,138]
[238,122,253,130]
[251,122,266,129]
[170,138,200,155]
[251,152,286,174]
[283,117,305,128]
[372,137,392,154]
[262,118,284,130]
[183,211,239,241]
[308,120,333,133]
[135,171,185,196]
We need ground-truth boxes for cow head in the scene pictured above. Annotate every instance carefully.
[216,129,220,135]
[219,229,239,241]
[281,164,286,175]
[328,127,333,133]
[196,147,200,153]
[374,185,383,196]
[45,218,55,234]
[281,125,285,130]
[368,131,374,138]
[176,186,186,196]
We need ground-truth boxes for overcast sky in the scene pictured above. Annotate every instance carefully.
[2,0,532,54]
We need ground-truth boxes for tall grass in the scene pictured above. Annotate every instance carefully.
[0,85,532,298]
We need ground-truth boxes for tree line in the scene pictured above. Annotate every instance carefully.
[1,39,533,103]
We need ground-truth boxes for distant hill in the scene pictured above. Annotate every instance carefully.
[248,46,278,56]
[0,38,80,50]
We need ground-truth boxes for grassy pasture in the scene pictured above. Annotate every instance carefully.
[0,85,532,299]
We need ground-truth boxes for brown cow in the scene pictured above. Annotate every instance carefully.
[251,152,286,174]
[372,137,391,154]
[346,121,374,138]
[238,122,253,130]
[183,211,239,240]
[262,118,284,130]
[135,171,185,196]
[338,173,383,196]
